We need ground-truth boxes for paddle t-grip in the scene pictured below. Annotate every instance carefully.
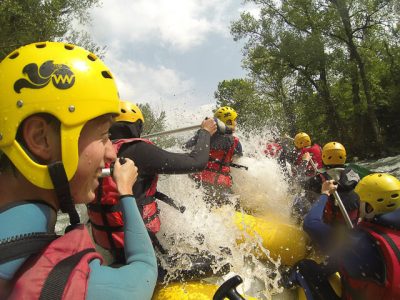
[213,275,246,300]
[100,157,127,178]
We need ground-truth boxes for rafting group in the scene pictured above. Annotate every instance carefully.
[0,42,399,300]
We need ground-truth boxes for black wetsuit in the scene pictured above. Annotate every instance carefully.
[117,129,228,280]
[119,128,212,200]
[184,131,243,157]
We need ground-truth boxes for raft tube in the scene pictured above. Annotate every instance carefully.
[233,212,310,266]
[152,281,259,300]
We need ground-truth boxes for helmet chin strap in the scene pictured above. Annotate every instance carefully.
[47,161,80,232]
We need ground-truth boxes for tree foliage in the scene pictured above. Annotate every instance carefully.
[139,103,176,148]
[0,0,102,59]
[224,0,400,157]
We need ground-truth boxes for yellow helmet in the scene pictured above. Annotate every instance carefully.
[0,41,120,189]
[214,106,237,128]
[115,100,144,123]
[355,173,400,218]
[322,142,347,165]
[294,132,311,149]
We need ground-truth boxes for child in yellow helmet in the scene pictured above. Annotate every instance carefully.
[0,42,157,299]
[185,106,243,208]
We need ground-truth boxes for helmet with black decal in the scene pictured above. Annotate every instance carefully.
[0,41,120,227]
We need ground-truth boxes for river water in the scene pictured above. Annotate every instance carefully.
[55,128,400,299]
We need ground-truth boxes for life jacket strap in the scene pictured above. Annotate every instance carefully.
[39,248,96,300]
[90,222,124,232]
[87,202,121,213]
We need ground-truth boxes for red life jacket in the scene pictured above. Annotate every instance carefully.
[318,171,360,226]
[9,225,102,300]
[340,222,400,300]
[296,144,323,176]
[87,138,160,251]
[323,199,359,226]
[264,142,283,158]
[191,136,239,188]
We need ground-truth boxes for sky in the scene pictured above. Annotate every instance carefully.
[85,0,253,123]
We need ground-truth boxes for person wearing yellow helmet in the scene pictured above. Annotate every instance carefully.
[87,100,220,280]
[298,142,361,228]
[285,173,400,300]
[184,106,243,207]
[292,132,323,177]
[0,42,157,299]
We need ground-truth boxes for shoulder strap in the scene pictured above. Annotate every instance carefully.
[39,248,96,300]
[0,232,58,264]
[154,191,186,213]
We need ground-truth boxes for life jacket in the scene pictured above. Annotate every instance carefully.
[8,225,102,300]
[191,135,239,188]
[296,144,323,176]
[264,142,283,158]
[318,171,360,226]
[340,221,400,300]
[87,138,160,252]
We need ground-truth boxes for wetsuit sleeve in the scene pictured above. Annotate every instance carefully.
[234,140,243,157]
[87,196,157,300]
[303,194,333,252]
[303,175,323,193]
[121,129,211,174]
[183,131,200,149]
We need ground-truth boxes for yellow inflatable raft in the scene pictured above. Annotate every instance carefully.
[152,281,258,300]
[233,212,309,266]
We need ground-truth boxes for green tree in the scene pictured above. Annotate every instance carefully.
[139,103,176,148]
[230,0,400,157]
[214,78,272,133]
[0,0,101,59]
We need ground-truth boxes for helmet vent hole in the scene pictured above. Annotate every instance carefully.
[35,43,46,48]
[387,203,395,208]
[8,52,19,59]
[328,156,332,159]
[101,71,113,79]
[391,193,399,199]
[64,44,74,50]
[377,198,384,202]
[87,54,97,61]
[121,109,126,113]
[131,109,136,113]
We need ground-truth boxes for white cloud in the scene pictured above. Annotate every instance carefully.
[103,49,195,106]
[91,0,235,51]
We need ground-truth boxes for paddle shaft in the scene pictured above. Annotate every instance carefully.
[309,159,354,229]
[230,162,248,170]
[142,124,201,138]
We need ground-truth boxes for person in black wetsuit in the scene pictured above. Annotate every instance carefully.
[87,100,222,280]
[184,106,243,208]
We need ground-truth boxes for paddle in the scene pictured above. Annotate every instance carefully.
[141,124,201,138]
[230,162,248,170]
[309,159,354,229]
[141,118,230,138]
[213,275,245,300]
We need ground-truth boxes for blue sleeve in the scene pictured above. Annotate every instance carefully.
[303,195,333,251]
[0,203,53,280]
[234,140,243,156]
[87,196,157,300]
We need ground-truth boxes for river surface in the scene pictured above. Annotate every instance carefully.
[55,129,400,300]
